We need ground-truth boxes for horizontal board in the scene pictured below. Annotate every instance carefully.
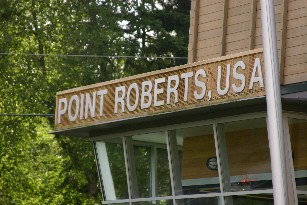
[287,25,307,39]
[227,20,251,35]
[199,2,224,17]
[286,35,307,49]
[287,16,307,30]
[284,71,307,84]
[226,38,250,53]
[199,0,223,8]
[286,43,307,57]
[198,28,222,41]
[284,62,307,75]
[229,0,252,8]
[288,0,307,11]
[197,36,222,50]
[228,12,251,26]
[196,45,221,59]
[198,19,223,32]
[285,50,307,66]
[226,47,251,56]
[287,7,307,21]
[226,30,251,43]
[228,3,252,17]
[196,52,221,61]
[198,10,223,25]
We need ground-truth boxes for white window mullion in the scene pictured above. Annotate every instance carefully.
[213,124,233,205]
[123,136,139,202]
[150,146,158,202]
[166,130,182,205]
[94,141,117,200]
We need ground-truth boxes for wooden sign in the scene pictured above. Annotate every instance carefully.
[55,49,265,131]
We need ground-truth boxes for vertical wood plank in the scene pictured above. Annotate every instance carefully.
[250,0,257,50]
[279,0,288,84]
[221,0,229,56]
[192,0,200,63]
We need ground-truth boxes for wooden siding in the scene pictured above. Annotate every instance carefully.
[182,122,306,180]
[188,0,307,85]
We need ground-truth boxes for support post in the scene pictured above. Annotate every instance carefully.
[260,0,288,204]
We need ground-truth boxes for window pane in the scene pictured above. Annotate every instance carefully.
[176,197,219,205]
[95,139,129,200]
[132,199,173,205]
[157,148,172,196]
[175,125,219,195]
[298,194,307,204]
[224,118,272,192]
[226,194,274,204]
[134,145,151,197]
[132,131,171,198]
[288,118,307,192]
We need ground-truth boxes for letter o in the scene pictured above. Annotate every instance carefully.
[68,95,79,121]
[127,83,139,111]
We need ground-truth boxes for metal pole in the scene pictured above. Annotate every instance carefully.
[260,0,287,204]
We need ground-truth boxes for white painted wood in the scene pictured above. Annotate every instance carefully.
[95,142,117,200]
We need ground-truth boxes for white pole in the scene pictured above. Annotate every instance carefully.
[260,0,287,205]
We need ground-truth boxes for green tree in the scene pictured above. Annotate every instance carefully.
[0,0,190,204]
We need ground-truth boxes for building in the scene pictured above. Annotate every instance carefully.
[53,0,307,204]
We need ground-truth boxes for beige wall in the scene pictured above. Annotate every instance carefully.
[188,0,307,85]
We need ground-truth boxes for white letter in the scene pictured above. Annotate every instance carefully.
[232,61,246,93]
[97,89,108,116]
[167,75,179,104]
[249,58,264,89]
[127,83,139,111]
[194,69,207,100]
[141,81,152,109]
[79,94,84,120]
[154,77,165,107]
[114,86,126,113]
[57,98,67,124]
[68,95,79,122]
[85,92,96,119]
[217,64,231,96]
[181,72,193,101]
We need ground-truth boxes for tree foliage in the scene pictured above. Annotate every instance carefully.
[0,0,190,204]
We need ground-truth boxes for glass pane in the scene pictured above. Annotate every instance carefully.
[288,118,307,192]
[95,139,129,200]
[132,131,171,198]
[175,125,219,195]
[134,145,151,197]
[224,118,272,192]
[298,194,307,205]
[226,194,274,204]
[157,148,172,196]
[176,197,219,205]
[132,199,173,205]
